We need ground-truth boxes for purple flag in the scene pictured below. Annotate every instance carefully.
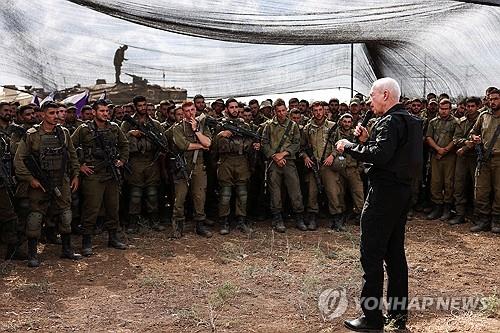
[62,90,89,117]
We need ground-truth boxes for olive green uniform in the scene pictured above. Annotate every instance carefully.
[213,117,253,219]
[301,119,344,215]
[121,114,163,220]
[470,109,500,222]
[261,117,304,215]
[334,127,365,214]
[171,117,212,229]
[452,114,479,217]
[71,120,129,234]
[425,115,459,205]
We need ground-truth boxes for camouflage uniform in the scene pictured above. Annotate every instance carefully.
[170,117,212,237]
[301,119,345,230]
[425,115,459,215]
[470,109,500,232]
[121,114,163,230]
[71,120,129,255]
[213,117,254,233]
[14,124,81,266]
[261,117,305,231]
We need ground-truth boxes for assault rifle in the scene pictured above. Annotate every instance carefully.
[206,116,269,143]
[476,124,500,175]
[94,127,131,184]
[122,114,190,185]
[23,155,62,197]
[304,145,323,194]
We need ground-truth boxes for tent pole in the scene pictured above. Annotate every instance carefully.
[350,43,354,98]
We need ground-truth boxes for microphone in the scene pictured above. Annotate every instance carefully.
[355,110,374,142]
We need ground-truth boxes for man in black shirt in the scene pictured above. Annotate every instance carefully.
[337,77,422,332]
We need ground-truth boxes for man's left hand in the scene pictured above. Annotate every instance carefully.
[336,139,352,154]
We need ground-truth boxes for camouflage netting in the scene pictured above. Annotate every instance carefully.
[1,0,499,98]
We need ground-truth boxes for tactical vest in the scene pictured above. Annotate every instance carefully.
[86,122,119,163]
[217,119,252,155]
[38,128,66,186]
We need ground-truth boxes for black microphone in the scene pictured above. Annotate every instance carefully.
[355,110,374,142]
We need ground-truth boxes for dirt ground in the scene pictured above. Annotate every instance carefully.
[0,215,499,333]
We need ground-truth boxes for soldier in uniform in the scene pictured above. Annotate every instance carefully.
[170,100,212,238]
[112,105,125,125]
[213,98,255,234]
[254,100,272,126]
[14,101,82,267]
[261,99,305,232]
[470,88,500,233]
[63,105,84,134]
[71,100,128,255]
[334,113,365,224]
[448,97,481,225]
[425,99,459,220]
[114,45,128,84]
[81,105,94,122]
[301,101,345,231]
[121,95,165,232]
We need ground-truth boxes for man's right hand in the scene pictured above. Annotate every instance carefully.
[30,178,46,192]
[129,129,143,137]
[303,156,314,168]
[80,163,95,176]
[471,135,481,144]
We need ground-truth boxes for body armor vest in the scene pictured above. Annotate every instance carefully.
[39,129,66,185]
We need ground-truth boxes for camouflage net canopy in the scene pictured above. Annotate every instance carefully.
[1,0,499,98]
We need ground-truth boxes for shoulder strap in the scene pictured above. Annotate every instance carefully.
[274,120,293,154]
[320,122,338,162]
[484,124,500,160]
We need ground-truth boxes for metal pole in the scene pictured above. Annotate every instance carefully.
[350,43,354,98]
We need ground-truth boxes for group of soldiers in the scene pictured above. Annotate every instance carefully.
[0,86,499,267]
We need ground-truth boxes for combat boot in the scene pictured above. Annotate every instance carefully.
[27,238,40,267]
[150,214,166,231]
[331,213,346,232]
[470,215,491,232]
[126,215,139,234]
[60,234,83,260]
[108,230,127,249]
[272,213,286,233]
[171,218,184,238]
[236,216,253,234]
[295,213,308,231]
[44,226,62,244]
[307,213,318,231]
[219,217,230,235]
[81,234,93,256]
[440,204,452,221]
[448,215,465,225]
[491,216,500,234]
[195,220,213,238]
[426,204,443,220]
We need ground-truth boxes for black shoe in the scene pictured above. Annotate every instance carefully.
[307,213,318,231]
[61,234,83,260]
[331,213,346,232]
[272,213,286,233]
[108,230,127,250]
[196,221,213,238]
[492,220,500,234]
[126,215,139,234]
[219,217,230,235]
[81,234,93,256]
[470,215,491,232]
[235,217,253,234]
[448,215,465,225]
[150,215,166,231]
[344,316,383,332]
[295,213,308,231]
[426,204,443,220]
[440,204,452,221]
[27,238,40,268]
[172,219,184,238]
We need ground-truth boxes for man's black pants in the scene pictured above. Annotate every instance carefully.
[359,180,411,325]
